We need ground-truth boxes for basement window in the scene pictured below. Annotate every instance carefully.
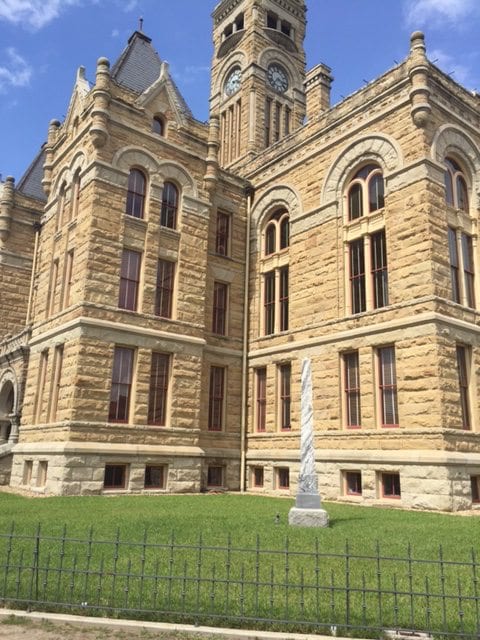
[104,464,127,490]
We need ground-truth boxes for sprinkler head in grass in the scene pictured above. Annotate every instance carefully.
[275,513,280,525]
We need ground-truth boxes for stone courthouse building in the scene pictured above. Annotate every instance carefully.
[1,0,480,511]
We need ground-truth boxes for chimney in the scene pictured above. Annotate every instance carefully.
[305,64,333,120]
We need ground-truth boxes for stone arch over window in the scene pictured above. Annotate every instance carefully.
[157,161,197,199]
[0,369,18,444]
[432,126,480,211]
[252,186,301,232]
[113,147,159,176]
[321,134,403,207]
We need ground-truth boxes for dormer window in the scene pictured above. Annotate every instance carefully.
[152,116,165,136]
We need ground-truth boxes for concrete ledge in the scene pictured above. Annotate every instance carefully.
[0,608,351,640]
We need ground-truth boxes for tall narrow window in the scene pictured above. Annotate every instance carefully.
[448,227,461,303]
[119,249,141,311]
[264,271,275,335]
[215,212,230,256]
[279,267,289,331]
[155,259,175,318]
[265,98,272,147]
[208,366,225,431]
[445,158,469,212]
[47,259,60,317]
[63,250,74,309]
[378,346,399,427]
[48,344,64,422]
[109,347,134,423]
[371,230,388,308]
[350,239,366,314]
[56,183,66,231]
[161,182,178,229]
[34,350,49,424]
[126,169,146,219]
[461,233,475,308]
[456,345,471,430]
[148,352,170,426]
[344,351,361,428]
[279,363,291,430]
[70,171,81,220]
[212,282,228,335]
[256,368,267,432]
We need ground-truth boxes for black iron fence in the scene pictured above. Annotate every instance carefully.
[0,523,479,638]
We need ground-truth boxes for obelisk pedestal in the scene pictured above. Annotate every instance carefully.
[288,358,329,528]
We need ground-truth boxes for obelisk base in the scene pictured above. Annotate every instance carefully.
[288,507,329,528]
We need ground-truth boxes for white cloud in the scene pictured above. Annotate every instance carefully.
[0,47,32,92]
[405,0,475,27]
[111,28,120,37]
[0,0,81,30]
[123,0,137,12]
[429,48,472,87]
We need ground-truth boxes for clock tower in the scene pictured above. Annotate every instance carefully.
[210,0,307,170]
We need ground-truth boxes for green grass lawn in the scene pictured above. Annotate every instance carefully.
[0,492,479,637]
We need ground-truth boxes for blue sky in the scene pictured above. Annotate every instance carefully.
[0,0,479,182]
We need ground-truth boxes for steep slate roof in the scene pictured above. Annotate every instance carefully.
[111,30,193,118]
[16,149,47,202]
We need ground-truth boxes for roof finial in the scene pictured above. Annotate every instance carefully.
[139,16,144,32]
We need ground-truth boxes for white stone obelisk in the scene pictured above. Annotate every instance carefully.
[288,358,329,527]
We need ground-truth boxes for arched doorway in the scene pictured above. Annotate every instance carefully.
[0,380,14,443]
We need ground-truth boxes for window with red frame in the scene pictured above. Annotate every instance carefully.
[155,259,174,318]
[279,363,291,430]
[345,471,362,496]
[277,467,290,489]
[456,345,471,430]
[371,230,388,309]
[104,464,127,489]
[208,366,225,431]
[381,472,401,498]
[215,212,230,256]
[119,249,141,311]
[256,368,266,432]
[264,271,275,335]
[344,352,361,428]
[212,282,228,335]
[144,465,166,489]
[148,352,170,426]
[126,169,146,219]
[253,467,264,488]
[108,347,134,423]
[161,182,178,229]
[378,346,398,427]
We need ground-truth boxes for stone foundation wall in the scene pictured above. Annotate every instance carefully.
[246,451,480,512]
[10,448,240,496]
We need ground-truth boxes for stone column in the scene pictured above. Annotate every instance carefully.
[8,414,20,444]
[288,358,329,527]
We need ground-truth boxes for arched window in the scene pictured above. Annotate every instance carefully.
[263,209,289,256]
[126,168,146,219]
[347,164,384,221]
[445,158,469,212]
[56,182,67,231]
[161,182,179,229]
[70,170,81,220]
[152,116,165,136]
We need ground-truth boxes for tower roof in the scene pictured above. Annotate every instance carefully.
[110,30,193,118]
[16,149,47,202]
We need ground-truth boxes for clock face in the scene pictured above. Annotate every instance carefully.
[225,68,242,97]
[267,64,288,93]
